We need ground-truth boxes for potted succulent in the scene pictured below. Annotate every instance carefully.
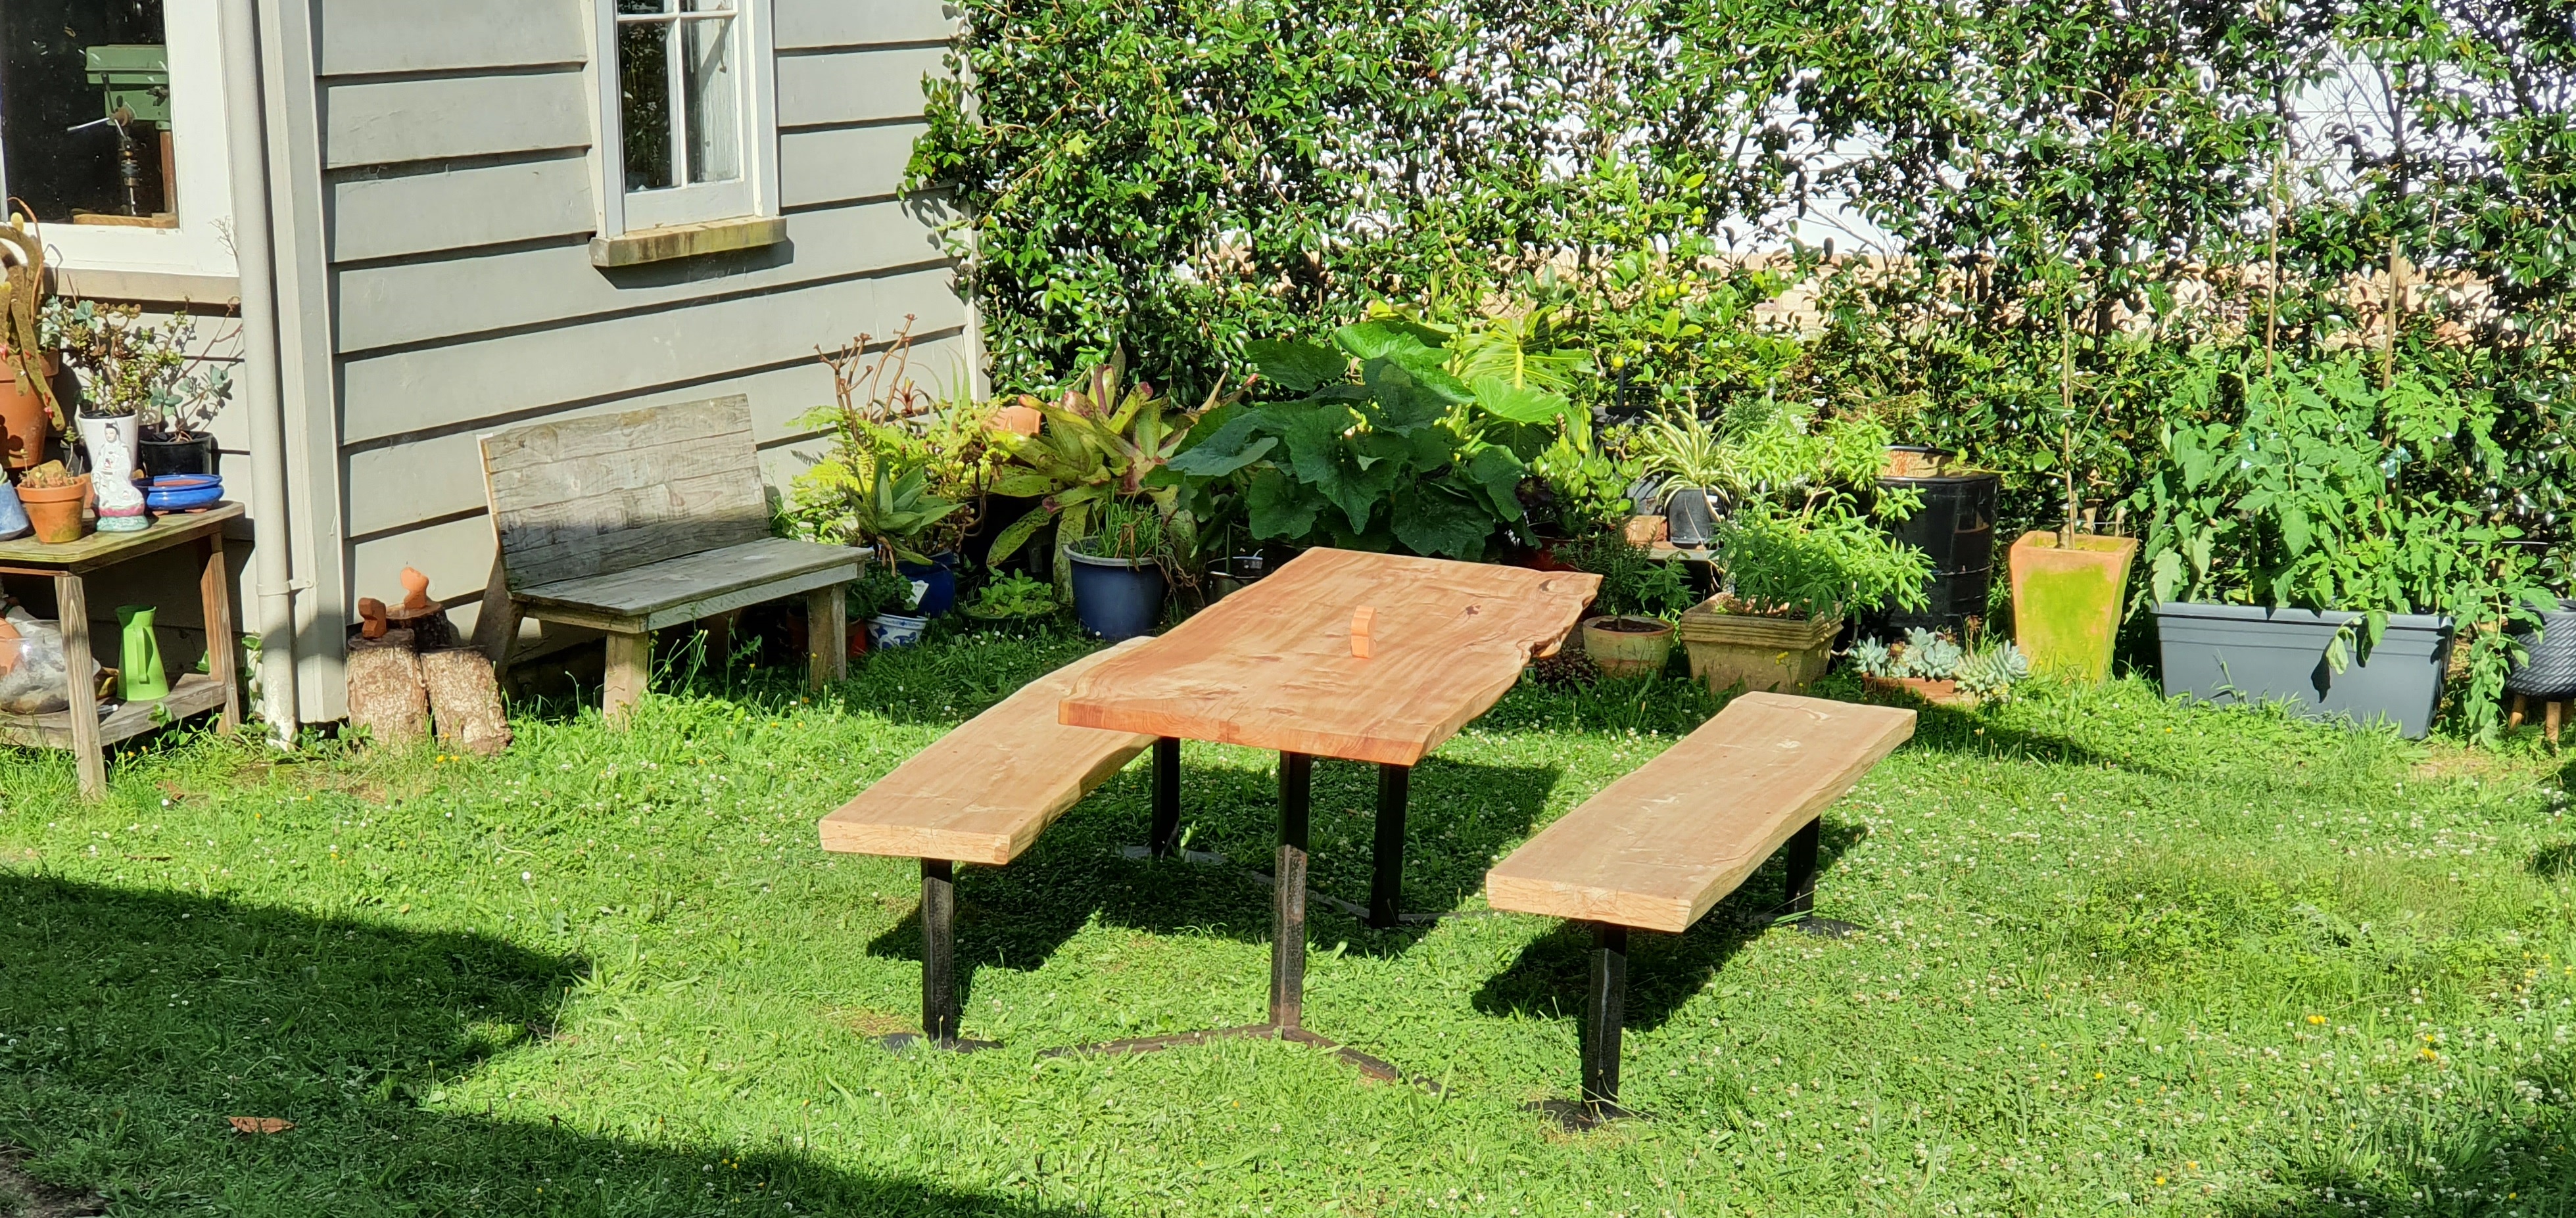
[0,216,64,471]
[53,302,229,534]
[1066,498,1170,640]
[2135,356,2554,738]
[1679,501,1931,695]
[139,356,234,477]
[1850,628,2031,707]
[14,461,89,544]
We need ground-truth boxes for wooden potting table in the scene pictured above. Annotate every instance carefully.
[0,502,244,799]
[1053,547,1598,1076]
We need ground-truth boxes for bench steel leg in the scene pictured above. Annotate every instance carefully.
[884,858,998,1054]
[1583,922,1630,1115]
[1150,736,1181,857]
[1368,763,1410,929]
[1782,816,1819,918]
[1271,751,1312,1029]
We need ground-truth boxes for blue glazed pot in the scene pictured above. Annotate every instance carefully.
[145,474,224,512]
[0,480,27,541]
[1068,549,1166,640]
[896,551,960,617]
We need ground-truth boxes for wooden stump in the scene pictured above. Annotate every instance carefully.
[422,647,512,756]
[346,632,429,749]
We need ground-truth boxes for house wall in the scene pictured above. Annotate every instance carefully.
[304,0,968,715]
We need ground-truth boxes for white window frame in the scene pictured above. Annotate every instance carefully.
[0,0,237,281]
[590,0,778,238]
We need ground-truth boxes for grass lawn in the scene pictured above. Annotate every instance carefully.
[6,625,2576,1215]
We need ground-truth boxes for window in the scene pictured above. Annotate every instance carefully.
[593,0,776,238]
[0,0,237,281]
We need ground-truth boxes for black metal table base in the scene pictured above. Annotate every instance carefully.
[880,1031,1003,1054]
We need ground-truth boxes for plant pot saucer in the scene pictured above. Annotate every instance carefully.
[1861,674,1977,708]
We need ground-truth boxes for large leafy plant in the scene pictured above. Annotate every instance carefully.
[2135,353,2553,728]
[986,352,1231,571]
[1713,499,1932,622]
[1166,323,1544,559]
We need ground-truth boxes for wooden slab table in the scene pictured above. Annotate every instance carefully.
[0,503,245,799]
[1055,547,1598,1073]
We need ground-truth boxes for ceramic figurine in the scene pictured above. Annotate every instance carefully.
[80,414,149,533]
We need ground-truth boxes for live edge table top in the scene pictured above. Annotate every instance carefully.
[1059,548,1602,766]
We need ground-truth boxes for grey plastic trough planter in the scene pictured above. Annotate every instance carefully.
[2153,602,2454,739]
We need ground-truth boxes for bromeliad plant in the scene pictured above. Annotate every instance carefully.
[2134,353,2554,731]
[986,351,1231,573]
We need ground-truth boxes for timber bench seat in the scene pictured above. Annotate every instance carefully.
[1485,691,1915,1127]
[473,395,857,722]
[819,641,1164,1050]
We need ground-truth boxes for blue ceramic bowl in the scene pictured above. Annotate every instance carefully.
[145,474,225,512]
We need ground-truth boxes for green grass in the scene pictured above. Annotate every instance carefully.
[7,624,2576,1215]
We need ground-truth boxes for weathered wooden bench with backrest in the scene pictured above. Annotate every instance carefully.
[1485,691,1916,1127]
[817,641,1167,1050]
[474,395,859,722]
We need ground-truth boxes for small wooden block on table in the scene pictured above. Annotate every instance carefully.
[0,504,247,801]
[477,396,859,722]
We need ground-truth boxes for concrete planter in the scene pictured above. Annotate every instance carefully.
[2009,531,2137,682]
[1580,615,1675,678]
[1677,597,1841,695]
[2153,602,2454,738]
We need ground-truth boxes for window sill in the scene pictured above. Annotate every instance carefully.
[588,216,787,269]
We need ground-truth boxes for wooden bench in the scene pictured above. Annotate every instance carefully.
[1485,691,1915,1127]
[473,395,859,722]
[818,641,1166,1050]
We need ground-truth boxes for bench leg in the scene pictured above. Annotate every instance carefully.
[602,630,650,726]
[1270,751,1313,1030]
[884,858,998,1054]
[1150,736,1181,857]
[1368,763,1410,930]
[1782,816,1820,918]
[806,584,846,690]
[1582,922,1630,1118]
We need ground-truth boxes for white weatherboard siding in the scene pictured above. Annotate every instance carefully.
[312,0,966,674]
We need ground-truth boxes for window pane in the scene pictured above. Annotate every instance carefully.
[680,11,740,185]
[0,0,175,225]
[618,19,675,191]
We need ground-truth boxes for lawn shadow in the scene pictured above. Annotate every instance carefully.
[0,874,1088,1216]
[1470,816,1871,1035]
[1882,701,2142,772]
[861,755,1565,1012]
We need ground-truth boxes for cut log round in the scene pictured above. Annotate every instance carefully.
[421,647,512,756]
[346,631,429,749]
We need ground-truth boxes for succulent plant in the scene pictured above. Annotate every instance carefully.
[1897,627,1965,680]
[1954,642,2031,701]
[1849,637,1897,678]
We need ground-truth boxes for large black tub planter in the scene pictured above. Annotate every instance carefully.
[2153,602,2454,739]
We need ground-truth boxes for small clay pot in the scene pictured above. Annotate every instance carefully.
[18,475,90,544]
[0,351,59,470]
[1581,614,1676,678]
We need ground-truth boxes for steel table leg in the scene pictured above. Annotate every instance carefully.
[1368,762,1409,929]
[882,858,998,1054]
[1150,736,1181,858]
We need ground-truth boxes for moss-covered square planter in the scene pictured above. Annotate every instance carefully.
[2008,530,2136,682]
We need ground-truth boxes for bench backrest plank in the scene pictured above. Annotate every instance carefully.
[819,643,1158,865]
[1486,693,1915,933]
[480,395,769,590]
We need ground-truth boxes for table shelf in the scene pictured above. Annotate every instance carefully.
[0,672,229,750]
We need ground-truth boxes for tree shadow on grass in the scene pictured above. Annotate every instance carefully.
[1884,701,2139,773]
[861,755,1565,1015]
[0,874,1088,1216]
[1469,816,1872,1035]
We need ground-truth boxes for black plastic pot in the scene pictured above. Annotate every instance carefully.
[1874,459,1997,637]
[1068,548,1167,640]
[2155,602,2454,739]
[963,494,1051,578]
[1663,486,1715,548]
[139,433,219,478]
[2507,598,2576,697]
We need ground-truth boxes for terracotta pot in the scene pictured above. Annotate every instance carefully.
[2007,530,2137,683]
[1622,514,1667,546]
[18,475,91,544]
[1677,597,1841,695]
[1581,614,1675,678]
[0,351,58,470]
[1861,673,1975,707]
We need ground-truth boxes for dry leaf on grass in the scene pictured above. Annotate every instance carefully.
[227,1117,293,1135]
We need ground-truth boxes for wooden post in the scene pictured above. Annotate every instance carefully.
[806,584,846,690]
[55,573,104,799]
[602,630,650,725]
[200,532,240,731]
